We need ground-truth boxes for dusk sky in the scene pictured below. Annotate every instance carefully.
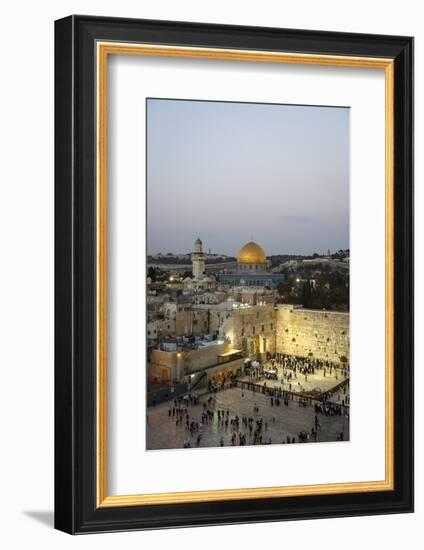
[147,99,349,256]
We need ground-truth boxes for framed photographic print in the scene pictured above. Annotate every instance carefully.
[54,15,414,533]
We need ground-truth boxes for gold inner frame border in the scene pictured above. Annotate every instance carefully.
[96,42,395,508]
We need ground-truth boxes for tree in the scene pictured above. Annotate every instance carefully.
[147,266,157,282]
[277,281,293,302]
[301,280,312,308]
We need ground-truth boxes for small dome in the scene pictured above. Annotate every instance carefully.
[238,241,267,264]
[195,237,202,245]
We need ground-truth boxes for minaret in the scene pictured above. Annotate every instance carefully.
[191,237,206,279]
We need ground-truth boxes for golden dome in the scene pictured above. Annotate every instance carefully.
[238,241,267,264]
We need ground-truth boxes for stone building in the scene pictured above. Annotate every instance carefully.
[231,287,277,306]
[222,304,277,358]
[148,338,244,384]
[183,275,217,293]
[191,237,206,279]
[192,301,234,336]
[147,318,176,341]
[191,309,210,336]
[219,240,285,288]
[191,291,227,305]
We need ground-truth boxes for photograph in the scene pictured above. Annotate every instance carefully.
[146,98,350,451]
[51,9,413,536]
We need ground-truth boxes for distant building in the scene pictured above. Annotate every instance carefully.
[219,241,285,288]
[191,237,206,279]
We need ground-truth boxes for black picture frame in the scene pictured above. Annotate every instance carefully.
[55,15,414,534]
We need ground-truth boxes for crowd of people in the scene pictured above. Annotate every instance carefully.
[271,353,349,378]
[177,398,280,448]
[161,381,347,449]
[151,353,350,450]
[243,353,349,400]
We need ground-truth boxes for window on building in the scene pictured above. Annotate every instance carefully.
[253,326,255,334]
[270,323,273,330]
[261,325,264,332]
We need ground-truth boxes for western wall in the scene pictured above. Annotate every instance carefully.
[275,305,349,363]
[223,304,277,356]
[149,303,350,383]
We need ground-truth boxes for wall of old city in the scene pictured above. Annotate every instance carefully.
[149,302,350,380]
[191,303,233,335]
[275,305,349,363]
[199,358,245,386]
[175,310,193,336]
[223,304,276,355]
[191,309,210,336]
[147,318,176,340]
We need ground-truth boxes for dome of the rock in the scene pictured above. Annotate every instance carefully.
[237,241,267,264]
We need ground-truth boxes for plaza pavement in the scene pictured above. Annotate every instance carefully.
[146,386,349,451]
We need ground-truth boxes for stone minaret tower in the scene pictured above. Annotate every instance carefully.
[191,237,206,279]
